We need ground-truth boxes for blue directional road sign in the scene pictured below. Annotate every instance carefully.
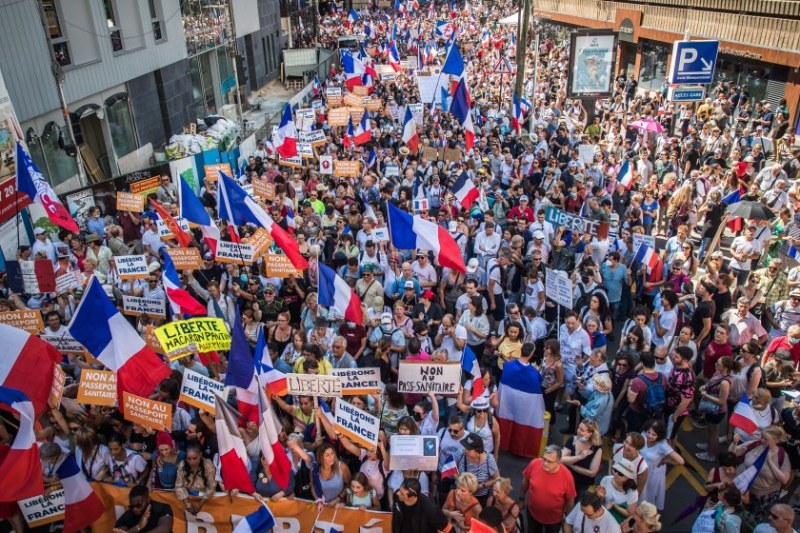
[668,40,720,85]
[667,86,706,103]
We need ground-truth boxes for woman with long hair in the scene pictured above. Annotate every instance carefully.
[277,331,305,374]
[695,356,736,463]
[639,420,684,510]
[458,294,490,361]
[540,339,564,426]
[74,426,110,482]
[176,443,217,514]
[150,431,181,489]
[580,294,613,336]
[666,183,694,237]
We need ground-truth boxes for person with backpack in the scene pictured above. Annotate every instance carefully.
[638,419,684,511]
[625,352,668,433]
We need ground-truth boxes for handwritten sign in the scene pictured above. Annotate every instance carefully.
[328,107,350,126]
[204,163,233,182]
[215,240,255,264]
[155,318,231,360]
[166,248,203,270]
[179,368,225,414]
[331,368,381,395]
[348,107,365,123]
[265,253,303,277]
[334,160,361,177]
[545,205,610,240]
[351,86,369,97]
[408,103,424,126]
[55,271,81,294]
[252,179,275,199]
[443,147,462,163]
[19,489,65,528]
[397,361,460,395]
[545,268,574,309]
[286,374,342,397]
[295,108,315,131]
[244,227,273,256]
[115,255,149,280]
[77,370,117,406]
[334,398,379,448]
[389,435,439,471]
[0,310,44,335]
[116,191,144,212]
[40,331,86,355]
[122,392,172,431]
[422,146,439,161]
[48,365,66,409]
[122,295,166,317]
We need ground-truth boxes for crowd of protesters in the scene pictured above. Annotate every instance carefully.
[2,0,800,532]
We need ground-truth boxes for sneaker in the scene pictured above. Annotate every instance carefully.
[692,420,708,429]
[696,451,716,462]
[696,443,708,451]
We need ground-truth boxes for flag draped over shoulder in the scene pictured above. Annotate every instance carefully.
[495,359,545,457]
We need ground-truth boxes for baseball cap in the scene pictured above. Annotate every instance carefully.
[34,227,45,235]
[264,284,276,293]
[461,433,484,451]
[404,280,415,289]
[533,230,545,240]
[422,290,434,300]
[466,258,479,273]
[519,195,529,202]
[613,459,636,480]
[790,289,800,298]
[380,312,392,325]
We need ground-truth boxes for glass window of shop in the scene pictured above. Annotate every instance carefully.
[190,54,217,118]
[105,95,138,160]
[712,58,772,104]
[181,0,229,57]
[637,40,669,93]
[217,48,235,105]
[27,123,78,188]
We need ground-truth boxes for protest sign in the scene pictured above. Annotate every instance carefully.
[145,324,164,354]
[265,253,304,277]
[122,392,172,431]
[416,75,440,104]
[578,145,595,166]
[311,99,323,110]
[297,142,315,158]
[381,73,396,82]
[48,365,66,409]
[0,310,44,335]
[286,374,342,397]
[384,162,399,177]
[334,160,360,177]
[422,146,439,161]
[334,398,379,448]
[245,227,273,256]
[122,295,166,317]
[55,271,81,294]
[116,191,144,212]
[397,361,460,395]
[18,489,64,528]
[179,368,225,414]
[203,163,233,182]
[41,331,87,355]
[386,102,401,121]
[215,240,255,264]
[348,107,365,123]
[252,178,275,199]
[632,233,656,257]
[331,367,381,395]
[408,103,424,126]
[545,268,574,309]
[319,155,334,174]
[77,369,117,406]
[344,92,365,108]
[326,86,343,107]
[115,254,149,280]
[443,148,462,163]
[166,247,203,270]
[365,98,383,112]
[8,260,57,294]
[372,227,390,242]
[544,205,610,240]
[156,217,190,240]
[351,86,369,97]
[300,129,327,147]
[328,107,350,126]
[278,155,302,168]
[406,56,418,70]
[295,108,315,131]
[155,317,231,360]
[389,435,439,471]
[130,175,162,195]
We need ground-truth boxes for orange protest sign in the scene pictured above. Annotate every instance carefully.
[334,160,361,177]
[351,86,369,97]
[122,392,172,431]
[77,370,117,406]
[203,163,233,182]
[48,365,66,409]
[349,107,365,123]
[328,107,350,126]
[244,227,273,256]
[0,310,44,335]
[129,176,161,195]
[365,98,383,112]
[265,253,303,277]
[145,324,164,354]
[252,178,275,199]
[116,191,145,212]
[344,93,365,108]
[165,247,203,270]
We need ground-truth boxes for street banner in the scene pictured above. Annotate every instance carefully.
[214,240,255,264]
[545,268,574,309]
[122,295,166,317]
[77,369,117,406]
[18,490,65,528]
[544,205,610,239]
[0,309,44,335]
[122,392,172,431]
[155,317,231,360]
[331,367,381,395]
[5,259,56,294]
[115,254,149,280]
[166,247,203,270]
[397,361,460,395]
[179,368,225,414]
[389,435,439,471]
[334,398,379,448]
[48,365,66,409]
[286,374,342,397]
[203,163,233,182]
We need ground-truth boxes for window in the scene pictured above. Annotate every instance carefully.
[148,0,164,42]
[40,0,71,66]
[181,0,229,56]
[29,123,79,188]
[105,95,138,159]
[104,0,123,52]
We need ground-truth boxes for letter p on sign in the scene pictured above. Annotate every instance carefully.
[678,48,697,71]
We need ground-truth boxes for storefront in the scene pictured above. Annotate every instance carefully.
[616,18,636,80]
[637,40,669,94]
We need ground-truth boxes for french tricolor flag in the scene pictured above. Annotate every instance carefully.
[618,160,634,189]
[496,360,546,458]
[161,251,207,316]
[256,376,293,490]
[234,505,276,533]
[254,327,289,397]
[387,201,465,273]
[225,310,260,423]
[346,7,359,27]
[0,324,61,416]
[0,387,43,501]
[354,111,372,145]
[312,75,322,96]
[463,112,476,151]
[318,262,364,324]
[344,117,355,149]
[511,91,523,135]
[342,50,366,90]
[733,446,768,494]
[56,454,105,533]
[272,103,298,159]
[452,170,479,207]
[462,345,485,401]
[402,106,419,153]
[633,243,660,273]
[389,42,402,72]
[69,277,171,405]
[179,175,220,254]
[214,392,256,493]
[440,454,458,480]
[730,394,759,435]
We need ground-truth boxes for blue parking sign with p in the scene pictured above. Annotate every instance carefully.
[668,40,720,85]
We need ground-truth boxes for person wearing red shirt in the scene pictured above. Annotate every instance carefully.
[702,326,734,379]
[507,195,535,224]
[762,324,800,366]
[519,445,577,533]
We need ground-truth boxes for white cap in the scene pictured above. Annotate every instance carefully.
[34,227,45,235]
[448,221,458,233]
[467,258,479,273]
[533,230,545,240]
[380,312,392,324]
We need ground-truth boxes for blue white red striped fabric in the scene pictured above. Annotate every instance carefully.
[633,243,660,273]
[161,251,207,316]
[730,394,759,435]
[256,376,292,491]
[0,387,43,501]
[214,392,256,493]
[617,160,634,189]
[318,262,364,324]
[452,170,479,208]
[389,42,402,72]
[402,107,419,153]
[225,310,259,423]
[496,359,546,457]
[68,277,170,403]
[440,454,458,479]
[273,104,298,158]
[354,111,372,145]
[179,175,220,254]
[234,505,276,533]
[733,446,768,494]
[57,453,105,533]
[461,345,484,401]
[254,328,288,396]
[387,202,465,272]
[0,323,61,416]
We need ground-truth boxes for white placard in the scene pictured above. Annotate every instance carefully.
[179,368,225,414]
[40,332,86,355]
[18,489,65,527]
[331,367,381,395]
[115,255,149,280]
[384,162,399,177]
[122,295,167,317]
[388,435,439,471]
[408,103,425,126]
[55,271,81,294]
[416,75,440,104]
[334,398,379,448]
[286,373,342,397]
[319,155,334,175]
[297,142,314,158]
[578,145,595,166]
[214,241,255,264]
[545,268,574,309]
[296,108,315,131]
[156,217,190,239]
[632,233,656,257]
[371,227,389,242]
[397,361,460,395]
[300,129,327,146]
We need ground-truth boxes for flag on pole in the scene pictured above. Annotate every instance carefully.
[15,141,78,232]
[346,8,359,27]
[461,345,485,401]
[387,202,465,273]
[149,198,191,248]
[733,446,769,494]
[0,323,61,416]
[452,170,479,207]
[317,262,364,324]
[254,327,288,396]
[617,160,634,189]
[389,42,402,72]
[234,505,276,533]
[440,454,458,479]
[225,309,259,423]
[402,107,419,153]
[161,250,207,316]
[56,454,105,533]
[354,111,372,145]
[730,394,759,435]
[178,175,220,254]
[214,393,257,493]
[256,376,292,490]
[273,104,298,158]
[0,387,43,501]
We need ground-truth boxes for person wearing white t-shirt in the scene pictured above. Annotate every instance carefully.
[653,345,674,379]
[651,291,679,346]
[564,492,621,533]
[729,225,762,286]
[435,314,467,362]
[559,311,592,395]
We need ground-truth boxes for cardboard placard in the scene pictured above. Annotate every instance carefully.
[114,254,149,280]
[252,179,275,199]
[334,160,361,177]
[295,108,315,131]
[278,155,302,168]
[166,247,203,270]
[18,489,65,528]
[300,129,327,147]
[328,107,350,126]
[122,392,172,431]
[384,162,399,177]
[443,147,462,163]
[544,205,610,240]
[155,317,231,360]
[130,176,161,195]
[122,295,167,317]
[55,271,81,294]
[40,332,87,355]
[0,310,44,335]
[116,191,145,212]
[204,163,233,182]
[77,369,117,406]
[344,92,365,108]
[319,155,334,175]
[544,268,574,310]
[156,216,190,241]
[215,240,256,264]
[334,398,379,448]
[179,368,225,414]
[365,98,383,112]
[265,253,303,277]
[388,435,439,471]
[348,107,365,123]
[397,361,460,395]
[244,227,273,256]
[422,146,439,161]
[297,142,315,159]
[408,103,424,127]
[286,374,342,397]
[351,86,369,97]
[48,365,66,409]
[331,367,381,395]
[12,260,56,294]
[145,324,164,354]
[381,73,396,81]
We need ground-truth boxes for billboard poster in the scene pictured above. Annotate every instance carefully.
[568,32,616,97]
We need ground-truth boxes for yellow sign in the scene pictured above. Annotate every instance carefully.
[155,317,231,360]
[77,369,117,406]
[122,392,173,431]
[344,92,365,108]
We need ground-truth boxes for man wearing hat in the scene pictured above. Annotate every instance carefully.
[355,264,384,309]
[508,195,534,223]
[367,312,406,367]
[766,288,800,339]
[32,227,57,265]
[411,249,437,290]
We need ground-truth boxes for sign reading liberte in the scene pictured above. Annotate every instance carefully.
[155,318,231,360]
[286,374,342,397]
[545,205,610,239]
